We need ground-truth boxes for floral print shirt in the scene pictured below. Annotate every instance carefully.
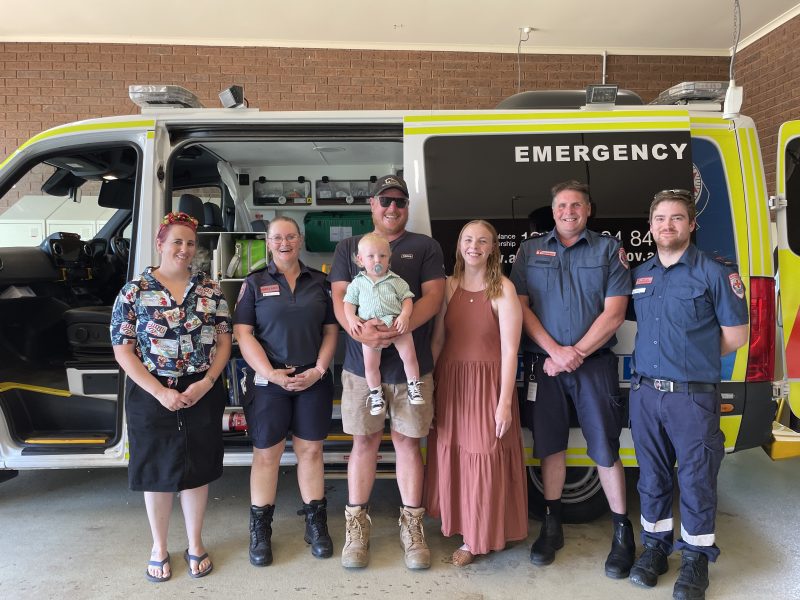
[110,267,232,377]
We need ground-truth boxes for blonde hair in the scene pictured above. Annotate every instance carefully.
[453,220,503,300]
[353,232,391,268]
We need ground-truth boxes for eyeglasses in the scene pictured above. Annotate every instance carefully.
[268,233,301,243]
[654,189,693,201]
[376,196,408,209]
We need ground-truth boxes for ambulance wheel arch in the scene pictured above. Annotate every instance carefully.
[527,466,608,522]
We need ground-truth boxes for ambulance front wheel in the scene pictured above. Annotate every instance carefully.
[527,465,609,523]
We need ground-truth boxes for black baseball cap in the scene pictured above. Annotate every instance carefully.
[371,174,408,197]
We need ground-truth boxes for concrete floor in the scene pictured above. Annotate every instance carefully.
[0,450,798,600]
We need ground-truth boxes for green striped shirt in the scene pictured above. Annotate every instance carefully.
[344,270,415,327]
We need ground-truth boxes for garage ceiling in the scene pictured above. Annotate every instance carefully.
[1,1,799,56]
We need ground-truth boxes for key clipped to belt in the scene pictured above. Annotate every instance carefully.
[527,355,538,402]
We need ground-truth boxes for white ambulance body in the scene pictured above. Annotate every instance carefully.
[0,85,796,519]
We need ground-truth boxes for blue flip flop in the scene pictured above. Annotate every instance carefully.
[145,553,171,583]
[184,549,213,578]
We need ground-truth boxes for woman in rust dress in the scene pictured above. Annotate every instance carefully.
[425,219,528,566]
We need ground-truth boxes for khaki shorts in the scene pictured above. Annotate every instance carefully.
[340,370,434,438]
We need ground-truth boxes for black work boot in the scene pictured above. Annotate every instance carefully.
[605,517,636,579]
[672,550,709,600]
[249,504,274,566]
[529,513,564,566]
[298,498,333,558]
[629,540,669,587]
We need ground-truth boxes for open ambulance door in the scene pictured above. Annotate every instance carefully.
[769,121,800,459]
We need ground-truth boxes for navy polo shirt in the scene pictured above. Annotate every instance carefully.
[233,261,336,366]
[329,231,445,384]
[510,228,632,354]
[630,244,749,383]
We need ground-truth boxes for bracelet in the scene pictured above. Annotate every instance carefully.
[314,365,327,378]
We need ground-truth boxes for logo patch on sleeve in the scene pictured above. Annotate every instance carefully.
[729,273,745,299]
[618,247,630,270]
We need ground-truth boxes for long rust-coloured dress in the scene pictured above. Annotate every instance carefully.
[424,287,528,555]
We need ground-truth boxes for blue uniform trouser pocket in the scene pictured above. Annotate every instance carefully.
[630,385,724,560]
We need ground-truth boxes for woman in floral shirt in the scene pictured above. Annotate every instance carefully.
[111,212,232,582]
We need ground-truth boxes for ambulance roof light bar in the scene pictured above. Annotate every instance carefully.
[650,81,727,105]
[128,85,204,109]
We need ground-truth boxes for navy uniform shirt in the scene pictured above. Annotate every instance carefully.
[510,228,632,354]
[233,261,336,366]
[329,231,445,384]
[630,244,749,383]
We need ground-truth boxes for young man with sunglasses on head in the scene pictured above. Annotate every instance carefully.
[329,174,445,570]
[627,190,748,600]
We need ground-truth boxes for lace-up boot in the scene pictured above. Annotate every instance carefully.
[298,498,333,558]
[249,504,274,566]
[341,505,371,568]
[398,506,431,569]
[672,550,709,600]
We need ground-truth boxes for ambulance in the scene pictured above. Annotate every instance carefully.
[0,83,796,522]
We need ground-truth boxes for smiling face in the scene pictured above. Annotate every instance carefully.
[267,218,302,265]
[156,223,196,272]
[552,189,591,241]
[458,222,495,268]
[357,236,391,279]
[650,199,695,253]
[370,187,409,240]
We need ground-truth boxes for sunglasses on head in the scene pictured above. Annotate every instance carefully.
[654,189,693,201]
[376,196,408,209]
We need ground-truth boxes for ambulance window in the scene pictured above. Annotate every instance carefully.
[785,140,800,255]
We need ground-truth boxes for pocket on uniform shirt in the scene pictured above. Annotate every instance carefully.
[576,258,608,292]
[667,285,704,323]
[526,261,558,292]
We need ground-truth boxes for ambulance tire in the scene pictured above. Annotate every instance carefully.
[527,466,608,523]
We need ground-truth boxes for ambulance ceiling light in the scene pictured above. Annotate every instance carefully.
[128,85,204,109]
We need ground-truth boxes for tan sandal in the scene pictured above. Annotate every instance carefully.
[452,548,474,567]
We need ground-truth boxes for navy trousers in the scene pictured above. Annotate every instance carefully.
[629,380,725,561]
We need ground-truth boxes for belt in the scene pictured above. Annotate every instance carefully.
[638,376,717,394]
[268,360,316,373]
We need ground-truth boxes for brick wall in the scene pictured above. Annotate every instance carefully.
[737,15,800,187]
[0,42,729,161]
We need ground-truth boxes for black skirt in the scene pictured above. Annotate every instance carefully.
[126,372,225,492]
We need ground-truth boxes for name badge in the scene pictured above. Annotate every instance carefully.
[527,382,538,402]
[632,287,646,295]
[261,284,280,297]
[535,250,557,257]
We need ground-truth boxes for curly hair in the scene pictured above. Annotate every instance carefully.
[452,220,503,300]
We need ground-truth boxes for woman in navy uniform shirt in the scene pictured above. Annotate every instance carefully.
[233,216,338,566]
[111,211,232,582]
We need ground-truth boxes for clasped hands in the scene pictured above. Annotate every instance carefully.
[155,377,214,411]
[542,345,587,377]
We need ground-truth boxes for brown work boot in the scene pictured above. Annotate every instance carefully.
[398,506,431,569]
[341,505,371,568]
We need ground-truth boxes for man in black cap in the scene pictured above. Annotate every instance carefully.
[329,174,445,570]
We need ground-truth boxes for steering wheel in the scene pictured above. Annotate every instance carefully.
[110,236,130,264]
